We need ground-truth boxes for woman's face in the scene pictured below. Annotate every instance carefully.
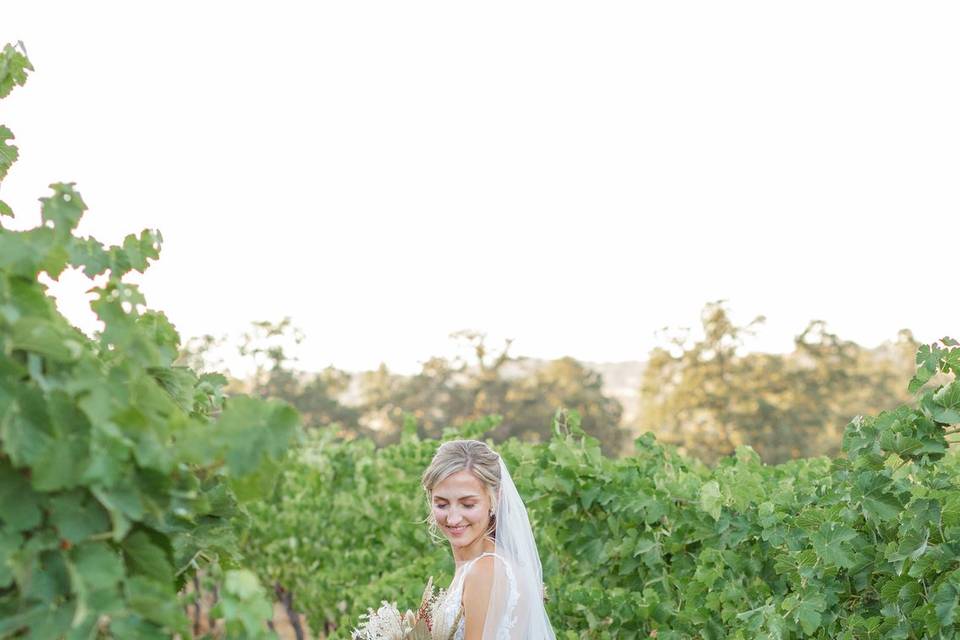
[431,469,492,548]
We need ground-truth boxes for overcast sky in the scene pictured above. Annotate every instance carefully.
[3,2,958,374]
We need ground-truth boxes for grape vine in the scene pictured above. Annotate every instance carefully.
[0,42,298,639]
[245,344,959,639]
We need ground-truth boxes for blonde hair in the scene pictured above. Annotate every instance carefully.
[420,440,501,544]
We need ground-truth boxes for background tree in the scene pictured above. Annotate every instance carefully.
[507,356,625,456]
[178,318,361,436]
[179,306,916,463]
[355,332,628,453]
[638,301,765,461]
[356,332,517,443]
[637,301,916,463]
[356,357,469,444]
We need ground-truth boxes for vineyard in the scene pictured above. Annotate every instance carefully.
[3,41,960,639]
[245,393,960,639]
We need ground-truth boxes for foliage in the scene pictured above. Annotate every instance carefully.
[179,319,364,437]
[234,319,361,433]
[184,324,628,454]
[242,420,483,638]
[0,43,296,638]
[184,307,919,465]
[503,356,625,456]
[356,336,625,451]
[245,338,959,638]
[638,301,918,463]
[212,569,275,638]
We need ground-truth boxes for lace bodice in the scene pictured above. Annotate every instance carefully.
[436,552,518,640]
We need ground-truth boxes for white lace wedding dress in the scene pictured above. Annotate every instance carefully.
[437,552,519,640]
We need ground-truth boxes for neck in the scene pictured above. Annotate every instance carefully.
[452,536,495,565]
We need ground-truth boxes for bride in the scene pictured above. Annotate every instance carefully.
[421,440,556,639]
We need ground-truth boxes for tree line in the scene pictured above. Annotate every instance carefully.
[178,301,919,464]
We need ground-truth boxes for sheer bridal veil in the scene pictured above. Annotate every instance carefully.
[483,456,556,640]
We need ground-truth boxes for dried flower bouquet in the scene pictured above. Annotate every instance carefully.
[351,577,463,640]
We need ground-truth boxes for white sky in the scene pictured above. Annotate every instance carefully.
[3,2,958,374]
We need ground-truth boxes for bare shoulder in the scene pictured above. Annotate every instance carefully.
[461,556,496,638]
[462,555,496,601]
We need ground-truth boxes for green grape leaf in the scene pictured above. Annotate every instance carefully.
[0,125,17,181]
[68,235,112,276]
[23,604,78,640]
[886,527,929,572]
[795,594,825,635]
[942,345,960,375]
[853,472,906,523]
[224,568,263,600]
[0,42,33,99]
[122,530,175,587]
[699,480,722,521]
[107,615,171,639]
[49,491,111,543]
[71,541,125,591]
[0,529,22,587]
[0,460,43,531]
[2,385,53,470]
[930,381,960,424]
[861,492,904,523]
[216,396,300,475]
[138,312,181,366]
[795,509,825,532]
[811,522,858,569]
[215,570,274,638]
[228,456,284,502]
[28,391,92,491]
[123,575,188,633]
[0,606,48,638]
[910,343,943,393]
[91,483,144,541]
[40,182,87,235]
[0,226,70,279]
[932,575,959,628]
[11,317,87,363]
[120,229,162,273]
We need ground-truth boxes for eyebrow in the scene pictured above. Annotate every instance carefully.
[432,494,481,501]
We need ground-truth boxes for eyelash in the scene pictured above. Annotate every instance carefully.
[435,504,475,509]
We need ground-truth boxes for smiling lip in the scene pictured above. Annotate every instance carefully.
[447,525,468,536]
